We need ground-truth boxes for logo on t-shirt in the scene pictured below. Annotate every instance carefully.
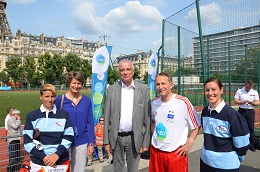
[155,123,167,141]
[166,110,174,123]
[216,125,228,133]
[54,122,64,127]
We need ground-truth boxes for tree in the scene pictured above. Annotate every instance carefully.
[0,70,9,85]
[81,59,92,81]
[133,67,140,80]
[107,67,119,85]
[163,68,175,77]
[22,56,37,86]
[233,47,260,83]
[38,53,56,84]
[143,71,148,84]
[175,66,198,76]
[64,53,82,73]
[52,53,65,84]
[5,56,22,87]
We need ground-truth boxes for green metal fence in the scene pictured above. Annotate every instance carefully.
[161,0,260,137]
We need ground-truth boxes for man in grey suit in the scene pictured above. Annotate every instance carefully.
[104,59,151,172]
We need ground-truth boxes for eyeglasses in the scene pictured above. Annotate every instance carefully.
[99,120,104,121]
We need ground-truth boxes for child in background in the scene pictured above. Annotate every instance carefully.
[87,116,113,166]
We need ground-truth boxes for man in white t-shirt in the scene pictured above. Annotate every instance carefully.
[149,72,201,172]
[5,107,13,155]
[5,107,13,133]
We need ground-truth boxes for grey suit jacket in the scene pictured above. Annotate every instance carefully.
[7,117,22,143]
[104,80,151,153]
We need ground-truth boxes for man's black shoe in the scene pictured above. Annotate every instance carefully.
[249,147,256,152]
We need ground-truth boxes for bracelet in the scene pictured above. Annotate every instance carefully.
[88,143,94,146]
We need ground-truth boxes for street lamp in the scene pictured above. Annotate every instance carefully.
[99,35,111,46]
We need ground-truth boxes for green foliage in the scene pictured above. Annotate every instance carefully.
[63,53,82,73]
[143,71,148,84]
[233,47,260,83]
[3,53,95,86]
[5,56,22,87]
[0,71,9,84]
[107,67,119,85]
[80,59,92,80]
[178,66,198,76]
[38,53,56,84]
[210,73,222,80]
[52,54,65,85]
[133,67,140,80]
[163,68,175,77]
[22,56,37,86]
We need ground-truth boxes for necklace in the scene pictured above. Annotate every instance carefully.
[73,97,77,101]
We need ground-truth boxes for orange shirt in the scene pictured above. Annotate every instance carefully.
[95,123,104,146]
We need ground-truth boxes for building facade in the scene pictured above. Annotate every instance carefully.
[113,51,194,79]
[193,24,260,73]
[0,29,101,72]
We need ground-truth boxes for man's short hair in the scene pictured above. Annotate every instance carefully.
[245,79,254,86]
[7,107,13,113]
[156,72,172,82]
[118,59,134,70]
[11,109,20,116]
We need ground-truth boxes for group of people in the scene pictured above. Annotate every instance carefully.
[4,59,258,172]
[103,59,257,172]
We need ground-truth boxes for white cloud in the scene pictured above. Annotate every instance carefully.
[185,2,222,25]
[70,0,164,35]
[152,39,162,50]
[103,1,163,34]
[70,1,102,34]
[143,0,166,8]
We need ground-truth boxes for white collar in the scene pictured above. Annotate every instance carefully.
[242,86,252,92]
[40,104,57,114]
[122,80,135,88]
[208,100,225,113]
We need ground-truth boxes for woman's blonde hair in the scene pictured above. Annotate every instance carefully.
[40,84,57,97]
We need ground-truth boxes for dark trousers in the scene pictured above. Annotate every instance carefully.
[238,108,255,149]
[7,140,21,172]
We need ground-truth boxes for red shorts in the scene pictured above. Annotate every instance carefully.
[149,145,188,172]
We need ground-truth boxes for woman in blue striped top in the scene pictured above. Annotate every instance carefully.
[200,78,250,172]
[23,84,74,172]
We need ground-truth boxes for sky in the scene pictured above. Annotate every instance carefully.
[5,0,196,56]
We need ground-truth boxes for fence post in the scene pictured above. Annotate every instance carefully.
[161,19,165,73]
[177,26,181,95]
[258,50,260,93]
[196,0,206,105]
[228,42,231,105]
[207,36,210,78]
[244,45,247,80]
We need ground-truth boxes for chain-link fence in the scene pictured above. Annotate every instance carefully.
[0,130,30,172]
[161,0,260,138]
